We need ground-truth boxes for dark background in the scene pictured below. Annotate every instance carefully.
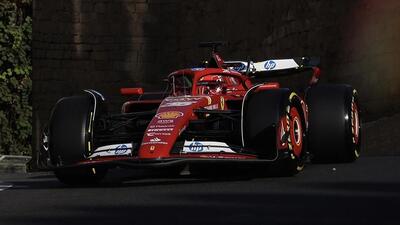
[32,0,400,149]
[8,2,398,223]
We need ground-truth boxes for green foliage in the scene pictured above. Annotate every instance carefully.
[0,0,32,155]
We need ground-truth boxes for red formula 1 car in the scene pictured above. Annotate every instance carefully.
[38,42,361,184]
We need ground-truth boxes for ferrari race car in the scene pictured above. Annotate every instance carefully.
[37,42,361,184]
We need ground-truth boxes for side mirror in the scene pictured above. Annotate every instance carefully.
[255,83,280,92]
[120,88,144,96]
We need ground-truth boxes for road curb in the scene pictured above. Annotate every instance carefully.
[0,155,31,173]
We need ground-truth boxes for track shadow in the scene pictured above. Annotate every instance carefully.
[7,168,258,190]
[2,188,399,225]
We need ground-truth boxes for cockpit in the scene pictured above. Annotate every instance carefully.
[169,73,248,97]
[170,75,193,96]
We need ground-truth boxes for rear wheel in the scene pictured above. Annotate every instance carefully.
[306,84,361,163]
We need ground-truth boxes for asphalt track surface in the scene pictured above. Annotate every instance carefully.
[0,156,399,225]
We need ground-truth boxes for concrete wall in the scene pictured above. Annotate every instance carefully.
[32,0,400,124]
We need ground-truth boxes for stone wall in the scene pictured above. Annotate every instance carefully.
[32,0,400,126]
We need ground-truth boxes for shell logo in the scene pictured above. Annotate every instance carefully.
[155,111,184,119]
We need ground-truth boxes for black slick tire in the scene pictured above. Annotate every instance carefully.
[306,84,361,163]
[49,94,108,184]
[243,88,306,176]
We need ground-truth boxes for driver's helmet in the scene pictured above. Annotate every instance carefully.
[198,75,225,95]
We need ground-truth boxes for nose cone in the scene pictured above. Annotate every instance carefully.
[138,96,210,159]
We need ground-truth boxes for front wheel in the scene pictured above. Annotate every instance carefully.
[270,105,306,176]
[242,88,306,176]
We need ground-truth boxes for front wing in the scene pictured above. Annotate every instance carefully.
[45,150,293,170]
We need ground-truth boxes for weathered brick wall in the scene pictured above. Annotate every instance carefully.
[33,0,149,123]
[33,0,400,127]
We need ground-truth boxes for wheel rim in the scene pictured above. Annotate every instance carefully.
[293,118,301,145]
[290,107,303,157]
[279,120,286,148]
[351,101,360,145]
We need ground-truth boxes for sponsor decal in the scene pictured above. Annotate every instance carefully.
[146,132,171,137]
[160,102,194,107]
[142,141,168,145]
[156,124,175,128]
[165,97,202,102]
[89,143,132,158]
[150,146,155,152]
[204,104,219,110]
[183,141,236,153]
[189,141,204,152]
[233,63,246,72]
[147,128,173,132]
[149,124,175,128]
[114,144,129,155]
[191,68,205,71]
[150,137,161,142]
[157,119,174,124]
[264,60,276,70]
[155,111,183,119]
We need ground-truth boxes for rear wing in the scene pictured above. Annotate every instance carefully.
[224,57,321,85]
[224,57,320,73]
